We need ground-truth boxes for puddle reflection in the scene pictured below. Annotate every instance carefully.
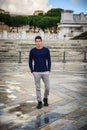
[10,112,65,130]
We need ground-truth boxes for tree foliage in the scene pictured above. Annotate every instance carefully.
[45,8,63,17]
[0,13,11,26]
[37,16,58,32]
[10,16,27,27]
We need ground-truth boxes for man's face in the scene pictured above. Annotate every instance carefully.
[35,39,42,48]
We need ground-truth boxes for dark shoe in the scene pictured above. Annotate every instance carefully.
[37,101,42,109]
[43,98,48,106]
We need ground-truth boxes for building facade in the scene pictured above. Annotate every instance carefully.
[33,10,44,15]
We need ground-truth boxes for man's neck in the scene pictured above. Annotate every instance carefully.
[36,46,43,49]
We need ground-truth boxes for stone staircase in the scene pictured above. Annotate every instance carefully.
[0,39,87,63]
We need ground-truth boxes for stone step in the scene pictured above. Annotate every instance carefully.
[1,45,84,50]
[0,39,87,63]
[0,51,84,59]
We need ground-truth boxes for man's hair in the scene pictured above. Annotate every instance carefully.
[35,36,42,41]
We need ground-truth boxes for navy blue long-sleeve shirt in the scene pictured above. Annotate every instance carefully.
[29,47,51,72]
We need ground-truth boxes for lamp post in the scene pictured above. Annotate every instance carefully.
[62,35,66,63]
[83,51,87,63]
[18,50,22,63]
[82,45,87,63]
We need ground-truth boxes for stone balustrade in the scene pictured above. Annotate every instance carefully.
[0,31,70,40]
[0,30,86,40]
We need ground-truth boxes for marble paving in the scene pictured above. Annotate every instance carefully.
[0,62,87,130]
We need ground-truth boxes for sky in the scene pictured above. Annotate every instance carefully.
[0,0,87,15]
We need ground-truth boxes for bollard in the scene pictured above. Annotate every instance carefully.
[18,51,22,63]
[62,51,66,63]
[83,51,87,63]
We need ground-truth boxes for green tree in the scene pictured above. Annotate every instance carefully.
[0,13,28,32]
[0,13,6,22]
[0,13,11,26]
[29,15,43,33]
[37,16,59,33]
[10,16,28,32]
[0,13,12,32]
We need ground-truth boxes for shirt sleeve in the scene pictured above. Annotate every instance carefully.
[47,49,51,71]
[29,50,33,72]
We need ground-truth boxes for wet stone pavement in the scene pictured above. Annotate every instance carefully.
[0,62,87,130]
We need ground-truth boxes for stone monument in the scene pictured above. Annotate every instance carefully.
[58,10,87,39]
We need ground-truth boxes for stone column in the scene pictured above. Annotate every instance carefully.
[3,30,8,39]
[40,30,44,39]
[22,31,26,39]
[80,12,84,21]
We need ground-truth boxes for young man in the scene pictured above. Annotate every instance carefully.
[29,36,51,109]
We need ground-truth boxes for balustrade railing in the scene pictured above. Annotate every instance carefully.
[0,31,60,40]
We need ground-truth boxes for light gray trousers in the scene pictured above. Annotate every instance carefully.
[34,72,50,101]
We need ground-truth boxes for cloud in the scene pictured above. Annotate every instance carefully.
[0,0,52,15]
